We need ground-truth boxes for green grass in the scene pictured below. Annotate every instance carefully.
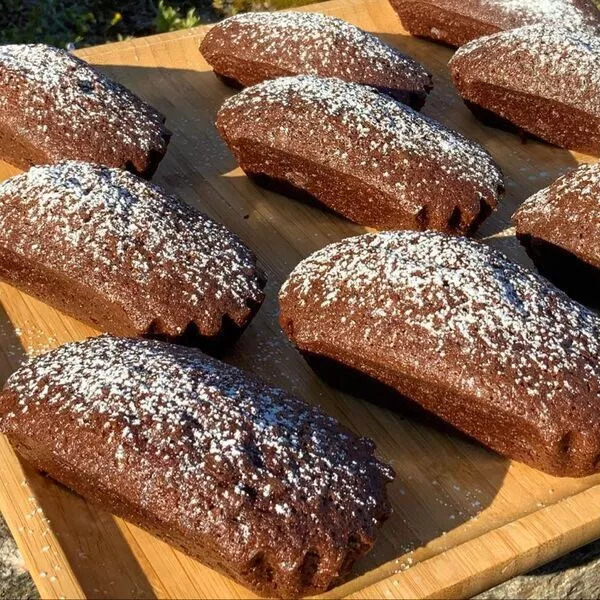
[0,0,320,48]
[3,1,599,48]
[214,0,318,15]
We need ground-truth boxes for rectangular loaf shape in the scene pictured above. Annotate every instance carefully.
[0,336,393,598]
[0,44,170,177]
[279,231,600,477]
[0,161,265,346]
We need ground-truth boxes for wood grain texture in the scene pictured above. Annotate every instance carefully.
[0,0,599,598]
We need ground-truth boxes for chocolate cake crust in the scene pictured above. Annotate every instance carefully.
[513,163,600,305]
[0,44,170,177]
[217,75,503,234]
[200,11,433,109]
[279,231,600,477]
[0,336,393,598]
[449,25,600,155]
[389,0,600,48]
[0,162,265,344]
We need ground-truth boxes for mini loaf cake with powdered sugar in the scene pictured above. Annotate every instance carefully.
[0,335,394,598]
[279,231,600,477]
[0,44,170,177]
[513,163,600,307]
[200,11,433,109]
[450,25,600,155]
[0,161,265,344]
[389,0,600,48]
[217,75,503,234]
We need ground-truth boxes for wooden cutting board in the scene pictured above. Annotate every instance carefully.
[1,0,600,597]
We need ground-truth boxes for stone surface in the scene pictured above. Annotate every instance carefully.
[0,515,37,599]
[477,539,600,599]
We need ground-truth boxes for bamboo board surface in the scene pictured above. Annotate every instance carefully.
[0,0,599,597]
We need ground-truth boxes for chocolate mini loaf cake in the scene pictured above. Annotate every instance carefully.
[513,163,600,307]
[0,336,394,598]
[389,0,600,48]
[449,25,600,155]
[0,161,265,344]
[200,11,433,109]
[0,44,170,177]
[279,231,600,477]
[217,75,503,234]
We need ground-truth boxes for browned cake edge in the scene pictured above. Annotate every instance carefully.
[0,242,266,349]
[515,233,600,309]
[278,327,596,478]
[388,0,500,47]
[0,337,394,598]
[450,78,600,155]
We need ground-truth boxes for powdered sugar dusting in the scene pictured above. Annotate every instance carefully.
[280,231,600,428]
[220,75,502,220]
[480,0,599,34]
[451,24,600,117]
[0,162,264,335]
[517,162,600,219]
[208,11,430,88]
[513,162,600,268]
[0,336,393,580]
[0,44,168,156]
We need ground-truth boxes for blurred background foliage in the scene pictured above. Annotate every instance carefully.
[0,0,319,47]
[1,0,600,48]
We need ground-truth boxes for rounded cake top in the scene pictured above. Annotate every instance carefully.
[0,44,168,155]
[450,24,600,117]
[0,161,264,335]
[440,0,600,34]
[514,162,600,268]
[203,11,431,90]
[280,231,600,430]
[219,75,502,217]
[0,335,393,593]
